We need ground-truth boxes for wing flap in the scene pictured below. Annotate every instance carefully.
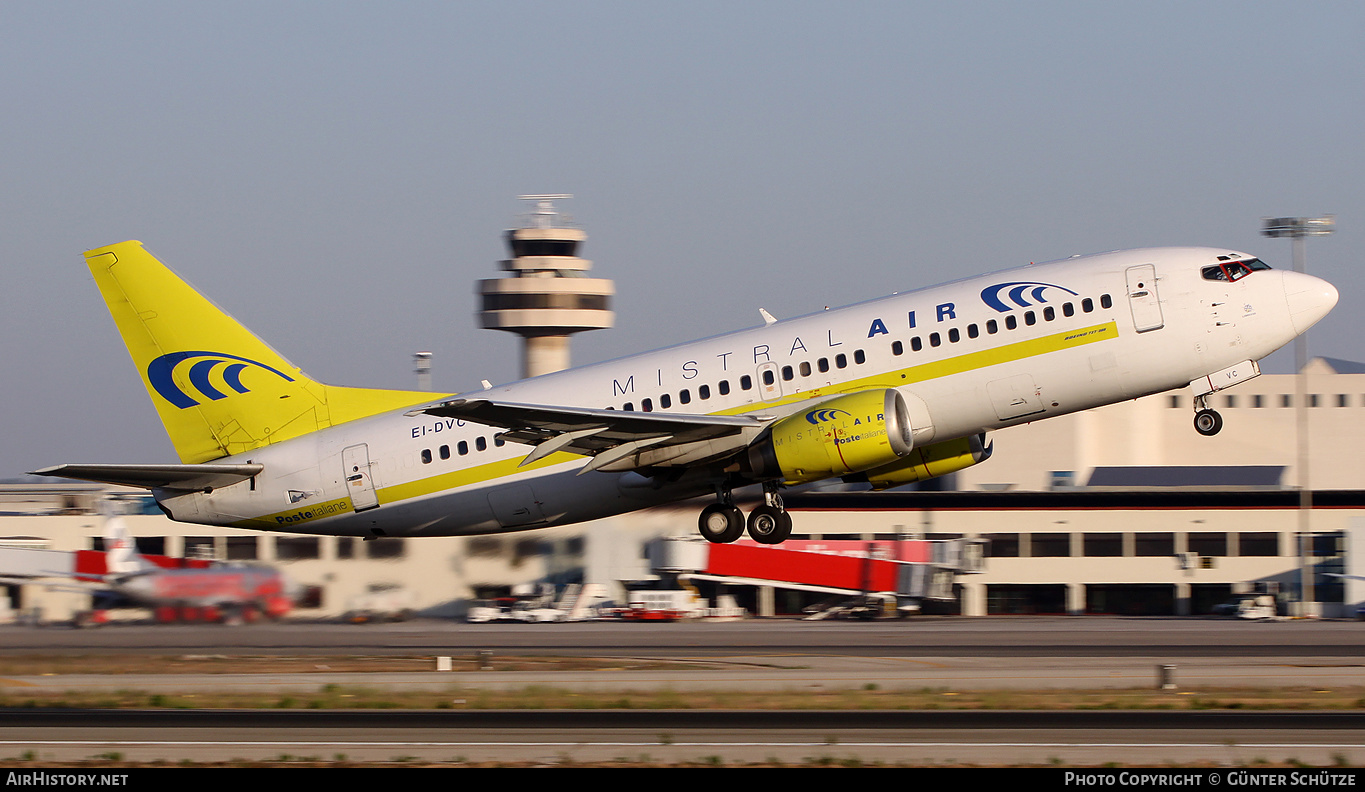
[419,399,773,470]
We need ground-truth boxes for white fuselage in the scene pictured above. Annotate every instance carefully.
[156,247,1335,537]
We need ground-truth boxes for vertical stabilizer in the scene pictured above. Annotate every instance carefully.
[85,241,434,463]
[103,517,154,577]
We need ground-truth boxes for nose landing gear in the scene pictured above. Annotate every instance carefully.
[1193,395,1223,436]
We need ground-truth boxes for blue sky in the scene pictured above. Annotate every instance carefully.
[2,1,1361,475]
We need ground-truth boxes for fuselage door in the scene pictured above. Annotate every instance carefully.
[488,484,546,528]
[1125,264,1165,332]
[342,444,379,512]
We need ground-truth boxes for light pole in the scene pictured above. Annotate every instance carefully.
[1262,215,1334,616]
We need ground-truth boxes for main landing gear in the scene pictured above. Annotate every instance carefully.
[1193,394,1223,437]
[698,481,792,545]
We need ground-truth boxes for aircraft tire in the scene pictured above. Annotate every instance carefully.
[747,505,792,545]
[698,504,744,544]
[1194,409,1223,436]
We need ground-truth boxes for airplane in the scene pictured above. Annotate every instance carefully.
[92,515,297,624]
[34,240,1337,546]
[0,513,296,625]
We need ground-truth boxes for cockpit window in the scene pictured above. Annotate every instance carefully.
[1201,258,1271,283]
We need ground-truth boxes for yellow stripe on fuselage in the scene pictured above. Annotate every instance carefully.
[234,319,1119,527]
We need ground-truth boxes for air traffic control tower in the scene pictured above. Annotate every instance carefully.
[477,195,615,378]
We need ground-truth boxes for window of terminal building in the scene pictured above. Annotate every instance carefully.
[1252,394,1265,408]
[1280,394,1292,407]
[183,537,216,561]
[1030,533,1071,557]
[1168,395,1181,408]
[1309,394,1321,408]
[1134,533,1174,556]
[1223,395,1236,408]
[225,536,258,560]
[982,533,1019,558]
[276,536,320,561]
[336,537,357,560]
[1187,532,1227,557]
[1337,394,1350,408]
[1237,532,1279,557]
[366,538,405,559]
[1083,533,1123,557]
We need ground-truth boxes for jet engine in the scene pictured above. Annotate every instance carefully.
[743,389,915,484]
[845,433,992,490]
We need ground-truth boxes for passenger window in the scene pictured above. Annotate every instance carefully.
[967,324,979,339]
[1006,315,1018,330]
[720,380,731,395]
[1043,307,1055,321]
[458,441,469,455]
[623,402,634,411]
[642,398,653,412]
[679,389,690,404]
[948,328,960,343]
[1082,298,1094,313]
[476,436,487,451]
[799,361,812,376]
[986,319,998,334]
[660,393,672,408]
[911,337,923,352]
[1100,294,1112,309]
[439,445,450,460]
[892,340,904,356]
[1063,302,1074,317]
[763,370,776,385]
[740,375,752,390]
[421,449,432,464]
[835,354,847,369]
[818,358,830,373]
[698,385,710,400]
[929,332,941,347]
[781,366,793,381]
[854,349,866,364]
[1024,311,1036,326]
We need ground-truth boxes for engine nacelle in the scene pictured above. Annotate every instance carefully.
[848,433,992,490]
[744,389,914,484]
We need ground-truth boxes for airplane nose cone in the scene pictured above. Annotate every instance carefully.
[1283,271,1339,335]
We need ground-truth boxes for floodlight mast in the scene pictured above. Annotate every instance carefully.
[1262,215,1334,616]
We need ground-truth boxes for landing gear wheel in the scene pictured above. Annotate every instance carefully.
[746,504,793,545]
[698,503,744,544]
[1194,409,1223,436]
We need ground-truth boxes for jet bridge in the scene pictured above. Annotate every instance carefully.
[651,536,986,617]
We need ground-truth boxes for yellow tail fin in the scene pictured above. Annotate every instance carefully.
[86,241,435,464]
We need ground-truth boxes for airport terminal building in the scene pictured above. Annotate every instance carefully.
[4,358,1365,621]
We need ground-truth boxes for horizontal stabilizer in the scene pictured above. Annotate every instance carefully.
[30,463,263,491]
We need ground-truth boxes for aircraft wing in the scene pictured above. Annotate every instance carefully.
[29,463,263,491]
[419,398,775,473]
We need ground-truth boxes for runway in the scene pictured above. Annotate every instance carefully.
[2,617,1364,765]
